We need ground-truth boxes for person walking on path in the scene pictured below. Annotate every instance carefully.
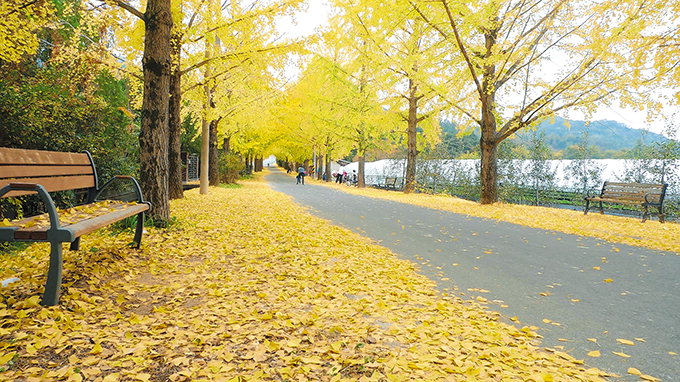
[335,169,343,184]
[297,166,306,185]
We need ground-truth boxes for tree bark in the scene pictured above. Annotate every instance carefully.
[199,58,211,194]
[209,119,219,185]
[316,154,324,180]
[168,29,183,200]
[479,79,498,204]
[325,155,331,182]
[403,79,419,193]
[139,0,172,223]
[358,154,365,188]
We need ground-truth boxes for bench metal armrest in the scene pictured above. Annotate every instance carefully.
[644,193,660,205]
[95,176,150,209]
[0,183,61,234]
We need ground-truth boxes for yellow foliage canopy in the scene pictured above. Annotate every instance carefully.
[0,0,53,62]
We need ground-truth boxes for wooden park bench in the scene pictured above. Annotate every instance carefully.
[376,177,398,190]
[584,181,667,223]
[0,147,151,305]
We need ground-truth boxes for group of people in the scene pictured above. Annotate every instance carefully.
[289,166,357,186]
[333,169,357,186]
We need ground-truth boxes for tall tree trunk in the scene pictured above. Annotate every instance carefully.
[317,154,324,180]
[168,30,183,200]
[480,133,498,204]
[479,93,498,204]
[358,154,365,188]
[325,152,331,182]
[209,119,219,185]
[479,31,499,204]
[223,137,230,153]
[404,80,418,193]
[199,44,211,195]
[139,0,172,223]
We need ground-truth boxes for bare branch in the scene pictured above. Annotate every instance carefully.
[111,0,144,20]
[440,0,484,98]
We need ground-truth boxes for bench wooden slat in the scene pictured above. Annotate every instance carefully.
[0,164,95,179]
[0,148,91,165]
[0,176,96,197]
[66,204,148,239]
[605,182,665,189]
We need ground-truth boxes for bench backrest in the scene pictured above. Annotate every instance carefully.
[601,181,667,203]
[385,177,397,185]
[0,148,97,197]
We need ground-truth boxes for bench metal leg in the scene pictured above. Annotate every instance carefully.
[132,212,144,249]
[659,207,665,223]
[642,205,649,223]
[69,237,81,251]
[584,200,591,215]
[598,201,604,214]
[42,241,63,306]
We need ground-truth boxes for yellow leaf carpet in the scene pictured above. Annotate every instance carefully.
[0,178,611,381]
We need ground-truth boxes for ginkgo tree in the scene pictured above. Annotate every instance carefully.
[335,0,446,192]
[109,0,173,222]
[317,18,399,187]
[409,0,678,204]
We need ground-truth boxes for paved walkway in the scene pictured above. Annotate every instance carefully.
[266,168,679,380]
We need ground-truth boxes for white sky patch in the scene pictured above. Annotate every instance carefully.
[276,1,331,40]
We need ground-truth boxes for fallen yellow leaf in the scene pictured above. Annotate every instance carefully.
[586,350,601,357]
[616,338,635,346]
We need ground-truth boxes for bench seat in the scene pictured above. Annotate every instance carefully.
[584,181,667,222]
[1,201,149,242]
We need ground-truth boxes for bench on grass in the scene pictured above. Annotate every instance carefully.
[0,147,151,305]
[584,181,667,223]
[376,177,398,190]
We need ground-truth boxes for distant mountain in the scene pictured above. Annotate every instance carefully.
[439,117,670,158]
[518,117,668,152]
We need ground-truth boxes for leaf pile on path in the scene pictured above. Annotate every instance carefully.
[316,180,679,254]
[1,179,610,381]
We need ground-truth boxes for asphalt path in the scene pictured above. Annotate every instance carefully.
[266,168,679,380]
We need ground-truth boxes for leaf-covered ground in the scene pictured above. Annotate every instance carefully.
[312,179,679,255]
[1,177,612,381]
